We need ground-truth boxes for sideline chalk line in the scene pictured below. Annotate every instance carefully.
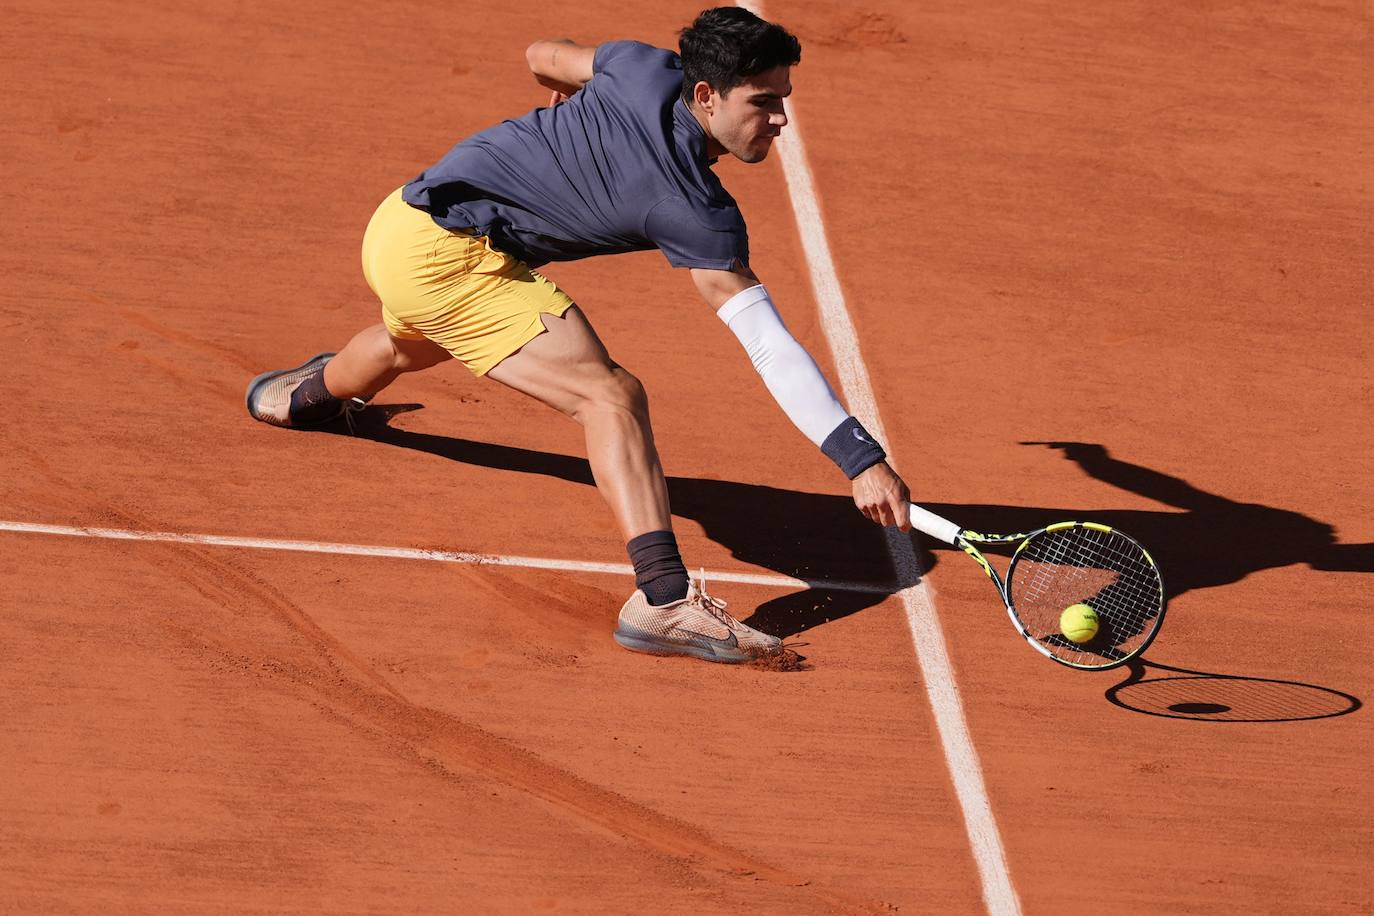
[0,520,892,595]
[738,2,1021,913]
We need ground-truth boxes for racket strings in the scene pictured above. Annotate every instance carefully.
[1009,526,1163,665]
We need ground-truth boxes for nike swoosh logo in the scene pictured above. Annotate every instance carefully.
[852,428,873,444]
[673,627,739,652]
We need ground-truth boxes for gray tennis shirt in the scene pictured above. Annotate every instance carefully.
[402,40,749,271]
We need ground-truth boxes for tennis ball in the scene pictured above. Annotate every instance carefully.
[1060,603,1099,643]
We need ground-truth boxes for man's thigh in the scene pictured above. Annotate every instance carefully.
[363,188,576,377]
[485,306,625,415]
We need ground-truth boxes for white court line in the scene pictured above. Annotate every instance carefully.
[737,3,1021,913]
[0,520,892,595]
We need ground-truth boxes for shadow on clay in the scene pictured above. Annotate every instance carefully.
[1105,658,1361,723]
[315,409,1371,713]
[322,404,895,637]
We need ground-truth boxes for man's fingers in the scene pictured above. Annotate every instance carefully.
[891,498,911,531]
[853,466,914,529]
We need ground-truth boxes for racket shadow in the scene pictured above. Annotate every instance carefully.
[1105,658,1362,724]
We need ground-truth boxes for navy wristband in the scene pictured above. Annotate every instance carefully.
[821,417,887,479]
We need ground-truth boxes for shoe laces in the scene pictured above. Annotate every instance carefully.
[689,569,735,629]
[340,397,368,436]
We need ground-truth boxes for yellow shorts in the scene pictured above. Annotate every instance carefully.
[360,187,575,376]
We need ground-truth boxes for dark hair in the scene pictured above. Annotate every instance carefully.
[679,7,801,104]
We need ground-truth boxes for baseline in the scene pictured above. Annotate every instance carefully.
[0,520,892,595]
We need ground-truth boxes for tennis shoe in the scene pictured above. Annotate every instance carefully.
[614,573,782,664]
[245,352,362,428]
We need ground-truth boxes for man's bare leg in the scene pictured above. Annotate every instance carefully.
[489,308,784,661]
[323,323,452,401]
[247,324,449,428]
[485,307,671,542]
[320,311,669,540]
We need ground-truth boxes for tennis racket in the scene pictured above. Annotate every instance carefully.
[907,504,1166,670]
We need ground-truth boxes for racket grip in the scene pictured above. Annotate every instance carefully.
[907,504,961,545]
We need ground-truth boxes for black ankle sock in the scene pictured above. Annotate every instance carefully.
[288,367,342,424]
[627,530,689,606]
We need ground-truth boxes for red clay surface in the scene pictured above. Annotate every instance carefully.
[3,0,1371,912]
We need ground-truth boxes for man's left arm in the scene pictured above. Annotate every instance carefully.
[691,266,911,530]
[525,39,596,99]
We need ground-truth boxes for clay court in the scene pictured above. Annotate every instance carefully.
[3,0,1371,912]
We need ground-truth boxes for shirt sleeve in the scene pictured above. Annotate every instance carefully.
[593,40,663,74]
[644,196,750,270]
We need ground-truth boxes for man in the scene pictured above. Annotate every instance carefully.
[246,7,912,664]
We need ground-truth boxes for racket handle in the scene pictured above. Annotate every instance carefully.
[907,504,961,545]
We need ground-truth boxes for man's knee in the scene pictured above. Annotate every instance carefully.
[575,367,648,424]
[384,332,449,372]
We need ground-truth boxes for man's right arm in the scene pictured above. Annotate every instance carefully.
[692,266,911,530]
[525,40,597,97]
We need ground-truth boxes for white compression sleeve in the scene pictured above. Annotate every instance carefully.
[717,284,849,447]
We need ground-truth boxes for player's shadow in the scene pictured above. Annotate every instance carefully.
[323,404,895,637]
[1105,657,1361,723]
[321,412,1374,642]
[932,441,1374,604]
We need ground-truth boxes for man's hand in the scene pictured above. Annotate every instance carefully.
[853,461,911,530]
[1021,441,1106,461]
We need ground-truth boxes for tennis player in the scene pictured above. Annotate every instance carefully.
[246,7,911,663]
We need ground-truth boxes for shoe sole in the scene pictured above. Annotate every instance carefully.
[244,352,336,426]
[613,622,774,665]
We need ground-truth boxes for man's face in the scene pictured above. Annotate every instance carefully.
[696,66,791,163]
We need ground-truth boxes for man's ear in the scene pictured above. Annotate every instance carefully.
[692,80,715,113]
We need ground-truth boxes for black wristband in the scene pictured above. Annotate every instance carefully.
[821,416,887,479]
